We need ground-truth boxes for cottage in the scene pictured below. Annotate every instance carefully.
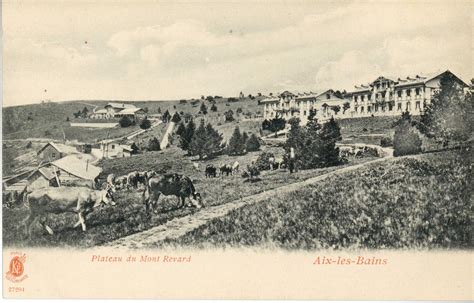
[37,142,79,162]
[99,140,133,159]
[3,167,58,194]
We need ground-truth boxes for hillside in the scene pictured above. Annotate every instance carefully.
[158,147,472,250]
[2,96,265,142]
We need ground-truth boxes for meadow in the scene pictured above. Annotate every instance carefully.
[2,145,377,248]
[157,148,472,250]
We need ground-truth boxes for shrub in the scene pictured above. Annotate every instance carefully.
[224,110,234,122]
[380,136,393,147]
[255,152,274,171]
[119,116,134,127]
[139,117,152,129]
[171,112,181,123]
[393,114,422,156]
[147,137,161,151]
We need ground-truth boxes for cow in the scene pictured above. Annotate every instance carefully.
[219,164,233,177]
[127,171,139,189]
[143,174,203,215]
[269,157,284,170]
[205,165,217,178]
[136,171,149,188]
[23,185,115,237]
[114,175,128,190]
[231,161,240,174]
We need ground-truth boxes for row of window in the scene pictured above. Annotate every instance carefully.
[354,87,423,102]
[355,101,421,113]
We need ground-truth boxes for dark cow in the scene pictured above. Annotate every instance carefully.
[143,174,204,215]
[114,175,128,190]
[219,164,233,177]
[127,171,139,189]
[24,185,115,237]
[205,165,217,178]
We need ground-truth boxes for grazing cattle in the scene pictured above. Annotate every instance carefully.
[143,174,204,215]
[219,164,233,176]
[205,165,217,178]
[114,175,128,189]
[269,157,284,170]
[232,161,240,174]
[193,163,200,171]
[137,171,149,188]
[23,185,115,236]
[127,171,139,189]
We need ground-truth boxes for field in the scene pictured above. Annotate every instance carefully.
[338,116,399,145]
[2,145,377,248]
[156,148,472,250]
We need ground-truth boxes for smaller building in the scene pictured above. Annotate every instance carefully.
[49,155,102,188]
[99,140,134,159]
[37,142,79,162]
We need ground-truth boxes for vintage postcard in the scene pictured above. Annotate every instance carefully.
[2,0,472,300]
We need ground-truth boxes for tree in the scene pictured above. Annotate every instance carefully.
[263,115,286,133]
[81,107,89,117]
[227,126,246,155]
[236,107,243,114]
[307,109,317,121]
[178,119,196,152]
[157,107,162,114]
[246,133,261,152]
[171,112,181,123]
[332,105,341,115]
[224,110,234,122]
[162,110,171,123]
[189,120,223,159]
[147,137,161,151]
[206,96,214,102]
[183,112,193,123]
[176,122,186,138]
[119,116,133,127]
[394,112,422,156]
[130,142,140,154]
[417,73,472,146]
[140,117,152,129]
[343,102,351,114]
[199,103,208,115]
[317,117,342,167]
[210,103,218,112]
[143,107,149,113]
[66,116,70,122]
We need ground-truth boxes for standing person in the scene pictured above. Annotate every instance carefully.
[289,147,296,173]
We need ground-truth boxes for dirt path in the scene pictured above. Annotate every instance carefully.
[103,156,392,249]
[160,120,175,150]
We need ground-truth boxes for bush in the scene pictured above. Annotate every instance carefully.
[224,110,234,122]
[139,117,152,129]
[380,136,393,147]
[255,152,274,171]
[119,116,134,127]
[393,115,422,157]
[171,112,181,123]
[147,137,161,151]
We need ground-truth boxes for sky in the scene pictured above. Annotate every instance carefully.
[3,0,472,106]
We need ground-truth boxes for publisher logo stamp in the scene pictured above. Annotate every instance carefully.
[6,253,28,283]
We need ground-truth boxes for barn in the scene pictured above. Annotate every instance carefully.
[37,142,79,162]
[49,155,102,188]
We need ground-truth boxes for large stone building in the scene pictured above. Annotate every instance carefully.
[261,89,349,125]
[261,70,467,125]
[348,70,467,118]
[90,102,145,120]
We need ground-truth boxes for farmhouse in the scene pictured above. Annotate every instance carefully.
[261,89,349,125]
[347,70,468,118]
[99,140,134,159]
[3,167,59,194]
[48,155,102,188]
[90,102,145,120]
[37,142,79,162]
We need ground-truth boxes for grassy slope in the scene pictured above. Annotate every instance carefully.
[158,148,472,250]
[3,145,375,248]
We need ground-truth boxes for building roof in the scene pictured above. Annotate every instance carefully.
[38,167,56,180]
[37,142,79,156]
[117,107,143,114]
[93,109,108,114]
[105,102,136,109]
[50,155,102,181]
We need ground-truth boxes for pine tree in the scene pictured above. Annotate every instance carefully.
[211,103,218,112]
[162,110,171,123]
[147,137,161,151]
[189,120,222,159]
[178,119,196,152]
[317,117,342,167]
[200,103,208,115]
[176,122,186,138]
[227,126,246,155]
[246,133,261,152]
[417,73,471,146]
[171,112,181,123]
